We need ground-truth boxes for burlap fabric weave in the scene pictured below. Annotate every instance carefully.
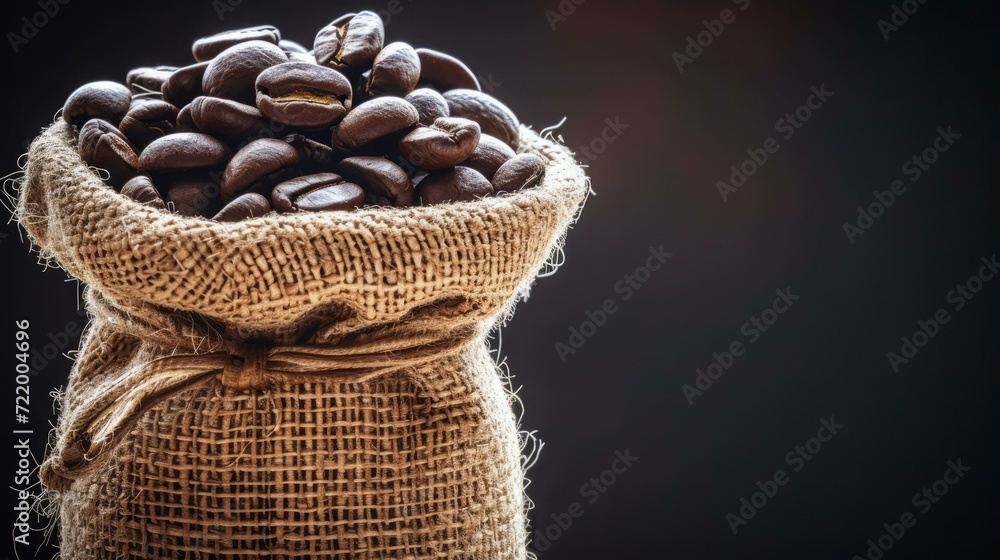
[17,120,588,559]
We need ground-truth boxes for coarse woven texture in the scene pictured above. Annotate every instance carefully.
[18,120,589,559]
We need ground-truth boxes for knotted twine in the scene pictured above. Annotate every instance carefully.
[18,119,589,559]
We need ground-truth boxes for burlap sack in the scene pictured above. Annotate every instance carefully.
[17,120,588,559]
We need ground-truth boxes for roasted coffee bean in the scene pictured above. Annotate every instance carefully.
[415,48,480,91]
[175,105,198,132]
[412,170,429,187]
[460,133,515,180]
[443,89,519,148]
[130,92,165,107]
[202,41,288,104]
[255,62,353,127]
[213,192,272,221]
[119,100,179,151]
[193,26,281,62]
[221,138,301,200]
[283,134,334,165]
[138,133,231,174]
[366,42,420,97]
[399,117,480,171]
[78,119,139,189]
[126,66,176,94]
[405,88,450,126]
[416,166,493,205]
[63,81,132,128]
[313,11,384,72]
[161,61,210,107]
[331,97,418,152]
[189,96,271,139]
[338,156,414,206]
[287,51,318,64]
[164,174,223,217]
[279,39,310,54]
[271,173,364,212]
[120,175,165,209]
[491,153,545,193]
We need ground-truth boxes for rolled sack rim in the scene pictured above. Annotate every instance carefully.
[22,120,590,329]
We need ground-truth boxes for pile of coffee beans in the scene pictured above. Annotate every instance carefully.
[62,11,546,222]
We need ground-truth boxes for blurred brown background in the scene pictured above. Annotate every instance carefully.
[3,0,998,558]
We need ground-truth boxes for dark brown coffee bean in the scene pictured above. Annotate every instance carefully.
[213,192,272,221]
[443,88,519,148]
[331,97,418,152]
[492,153,546,193]
[255,62,353,127]
[126,67,176,94]
[460,133,515,180]
[193,26,281,62]
[415,48,480,91]
[189,96,271,139]
[399,117,480,171]
[279,39,309,54]
[313,11,384,73]
[119,100,179,151]
[404,88,450,126]
[175,105,198,132]
[161,61,210,107]
[120,175,165,209]
[338,156,414,206]
[202,41,287,104]
[366,42,420,97]
[164,174,223,217]
[78,119,139,190]
[138,133,231,174]
[63,81,132,128]
[130,92,165,108]
[271,173,364,212]
[221,138,301,201]
[283,134,334,165]
[416,166,493,205]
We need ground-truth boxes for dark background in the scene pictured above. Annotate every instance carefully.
[3,0,998,558]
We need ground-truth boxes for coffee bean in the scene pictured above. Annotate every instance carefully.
[366,42,420,97]
[338,156,414,206]
[283,134,334,165]
[202,41,288,104]
[313,11,384,73]
[271,173,364,212]
[138,132,231,174]
[416,166,493,205]
[119,100,179,151]
[399,117,480,171]
[405,88,450,126]
[161,61,210,107]
[279,39,310,54]
[193,26,281,63]
[255,62,353,128]
[189,96,271,140]
[415,48,480,91]
[130,93,165,107]
[460,133,515,180]
[492,153,545,193]
[213,192,272,221]
[120,175,165,209]
[221,138,302,200]
[175,105,199,132]
[287,51,318,65]
[78,119,139,190]
[63,81,132,128]
[331,97,418,152]
[443,89,519,148]
[126,67,176,94]
[164,174,223,217]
